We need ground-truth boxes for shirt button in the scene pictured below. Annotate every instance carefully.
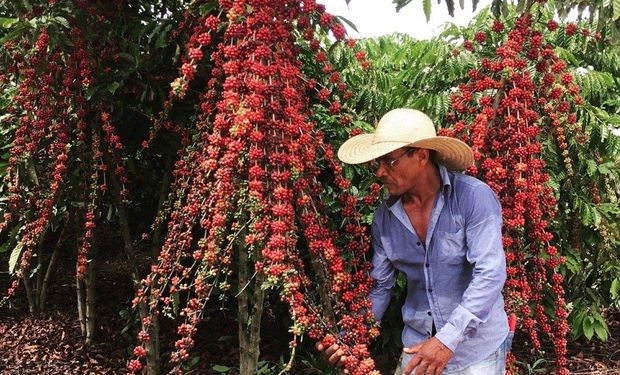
[417,242,421,246]
[428,288,433,292]
[425,263,430,267]
[427,311,432,316]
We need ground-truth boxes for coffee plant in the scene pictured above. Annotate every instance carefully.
[1,1,619,374]
[1,1,381,374]
[442,5,619,374]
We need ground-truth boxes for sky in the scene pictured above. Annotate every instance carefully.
[318,0,492,40]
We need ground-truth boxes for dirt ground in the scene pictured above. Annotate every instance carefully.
[513,309,620,374]
[1,268,620,374]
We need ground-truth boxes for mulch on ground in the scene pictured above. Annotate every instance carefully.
[0,311,126,375]
[506,309,620,375]
[1,266,620,374]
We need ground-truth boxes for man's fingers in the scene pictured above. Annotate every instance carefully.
[416,361,429,375]
[403,354,422,375]
[316,342,348,369]
[325,344,339,356]
[403,343,422,354]
[435,363,447,375]
[328,348,344,365]
[424,363,437,375]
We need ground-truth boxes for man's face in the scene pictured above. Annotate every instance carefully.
[373,148,418,196]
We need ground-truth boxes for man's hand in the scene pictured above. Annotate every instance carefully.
[402,337,453,375]
[315,342,347,368]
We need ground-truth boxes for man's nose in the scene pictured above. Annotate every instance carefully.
[375,163,387,178]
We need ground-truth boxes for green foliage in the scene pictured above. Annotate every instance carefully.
[392,0,620,39]
[570,299,610,341]
[8,242,22,275]
[335,33,474,124]
[572,71,615,105]
[543,18,620,343]
[210,360,288,374]
[514,357,550,374]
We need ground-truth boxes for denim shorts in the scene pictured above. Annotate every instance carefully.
[395,332,514,375]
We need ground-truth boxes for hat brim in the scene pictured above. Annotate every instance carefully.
[412,137,474,171]
[337,134,474,171]
[337,134,408,165]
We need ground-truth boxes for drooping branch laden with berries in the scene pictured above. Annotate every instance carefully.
[0,1,379,374]
[441,5,603,374]
[128,1,381,374]
[0,2,150,352]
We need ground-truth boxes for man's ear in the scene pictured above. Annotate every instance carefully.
[416,148,430,164]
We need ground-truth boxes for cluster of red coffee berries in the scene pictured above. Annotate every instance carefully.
[129,1,380,373]
[441,9,597,374]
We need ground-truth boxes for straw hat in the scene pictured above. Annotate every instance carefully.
[337,108,474,171]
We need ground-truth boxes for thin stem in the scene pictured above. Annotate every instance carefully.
[105,150,160,375]
[76,276,86,337]
[151,154,174,259]
[85,260,96,345]
[22,275,36,314]
[39,216,71,311]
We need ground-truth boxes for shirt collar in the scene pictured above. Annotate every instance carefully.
[438,164,453,196]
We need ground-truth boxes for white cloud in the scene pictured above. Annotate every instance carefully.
[319,0,492,40]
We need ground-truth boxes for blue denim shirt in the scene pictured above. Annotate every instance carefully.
[369,165,509,371]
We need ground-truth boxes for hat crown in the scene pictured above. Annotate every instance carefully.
[373,108,436,144]
[336,107,473,170]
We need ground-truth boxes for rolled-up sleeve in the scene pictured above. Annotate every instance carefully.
[435,184,506,351]
[368,218,396,322]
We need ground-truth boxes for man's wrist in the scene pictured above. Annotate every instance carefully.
[434,322,463,352]
[431,336,453,353]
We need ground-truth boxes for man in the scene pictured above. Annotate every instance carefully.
[318,108,512,374]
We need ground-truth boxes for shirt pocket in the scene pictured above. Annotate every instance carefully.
[435,229,466,264]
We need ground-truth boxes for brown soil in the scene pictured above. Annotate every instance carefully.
[1,267,620,374]
[511,309,620,374]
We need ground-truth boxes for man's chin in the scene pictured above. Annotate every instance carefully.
[384,186,399,196]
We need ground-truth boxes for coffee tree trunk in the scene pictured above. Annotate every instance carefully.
[85,261,96,345]
[38,237,63,312]
[20,218,70,314]
[77,273,86,337]
[22,228,49,314]
[23,275,36,314]
[106,153,160,375]
[38,217,70,311]
[76,260,96,345]
[237,241,265,375]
